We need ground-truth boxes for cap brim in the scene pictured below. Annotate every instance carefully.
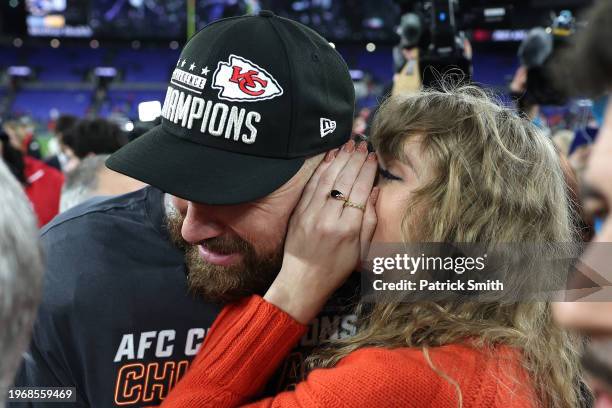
[106,124,305,205]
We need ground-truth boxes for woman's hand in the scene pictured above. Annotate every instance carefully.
[264,140,379,324]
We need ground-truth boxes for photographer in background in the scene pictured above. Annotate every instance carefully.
[549,1,612,406]
[391,1,472,96]
[510,11,577,129]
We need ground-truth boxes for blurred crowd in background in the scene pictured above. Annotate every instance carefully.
[0,1,607,230]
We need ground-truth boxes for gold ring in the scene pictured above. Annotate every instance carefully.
[343,200,366,211]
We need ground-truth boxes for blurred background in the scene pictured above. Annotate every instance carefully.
[0,0,604,226]
[0,0,597,137]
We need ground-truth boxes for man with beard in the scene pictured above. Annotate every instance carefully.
[12,11,355,407]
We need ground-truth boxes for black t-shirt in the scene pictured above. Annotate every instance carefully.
[11,187,359,407]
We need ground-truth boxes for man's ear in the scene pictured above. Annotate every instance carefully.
[171,196,189,215]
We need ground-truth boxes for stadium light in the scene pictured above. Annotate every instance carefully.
[94,67,118,78]
[484,8,506,19]
[138,101,162,122]
[8,66,33,77]
[349,70,364,81]
[6,65,34,86]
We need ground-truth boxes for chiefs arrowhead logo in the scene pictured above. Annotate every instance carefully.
[211,54,284,102]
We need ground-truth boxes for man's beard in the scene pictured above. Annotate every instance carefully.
[166,212,284,303]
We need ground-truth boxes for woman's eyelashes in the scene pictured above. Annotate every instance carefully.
[378,166,403,181]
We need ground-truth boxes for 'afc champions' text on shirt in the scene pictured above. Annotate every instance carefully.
[111,313,357,406]
[161,85,261,145]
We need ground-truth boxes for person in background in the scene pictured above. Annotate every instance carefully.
[45,114,78,172]
[0,132,26,185]
[509,65,550,136]
[0,160,43,406]
[60,154,146,212]
[549,1,612,406]
[3,117,41,160]
[0,131,63,227]
[61,118,127,170]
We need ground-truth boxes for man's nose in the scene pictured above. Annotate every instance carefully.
[181,202,225,244]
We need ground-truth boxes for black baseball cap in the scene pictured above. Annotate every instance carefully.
[106,10,355,205]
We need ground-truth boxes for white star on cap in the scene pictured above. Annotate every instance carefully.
[181,59,187,67]
[201,66,210,75]
[189,63,196,71]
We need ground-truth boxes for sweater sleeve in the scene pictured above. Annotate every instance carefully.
[162,295,466,408]
[161,295,308,407]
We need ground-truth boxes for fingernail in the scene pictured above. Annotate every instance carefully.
[367,152,377,161]
[357,141,368,153]
[332,148,340,158]
[343,139,355,153]
[324,150,334,162]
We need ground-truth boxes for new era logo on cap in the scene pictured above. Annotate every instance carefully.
[212,54,284,102]
[320,118,336,138]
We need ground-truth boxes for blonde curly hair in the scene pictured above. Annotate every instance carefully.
[308,85,587,408]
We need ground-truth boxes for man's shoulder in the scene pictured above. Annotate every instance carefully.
[36,185,185,320]
[41,186,160,238]
[38,186,177,295]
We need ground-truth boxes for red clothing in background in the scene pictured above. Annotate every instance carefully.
[161,295,536,407]
[24,156,64,227]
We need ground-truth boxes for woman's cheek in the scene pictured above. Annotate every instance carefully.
[372,184,405,243]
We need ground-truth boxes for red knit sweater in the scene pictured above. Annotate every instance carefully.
[161,296,536,407]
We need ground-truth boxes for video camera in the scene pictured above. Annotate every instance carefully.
[393,0,472,88]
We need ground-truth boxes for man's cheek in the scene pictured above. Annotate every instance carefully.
[258,234,283,256]
[256,230,285,258]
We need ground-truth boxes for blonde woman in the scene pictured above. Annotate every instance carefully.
[162,86,586,408]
